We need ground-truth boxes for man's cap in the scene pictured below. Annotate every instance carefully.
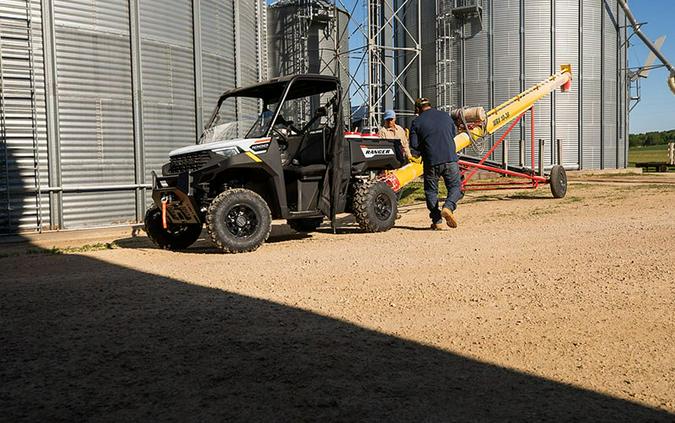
[383,109,396,120]
[415,98,431,109]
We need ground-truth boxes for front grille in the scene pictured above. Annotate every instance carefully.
[168,151,212,174]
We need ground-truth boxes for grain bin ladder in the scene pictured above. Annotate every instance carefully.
[381,64,573,198]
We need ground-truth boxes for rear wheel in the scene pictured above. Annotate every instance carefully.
[144,206,202,250]
[206,188,272,253]
[549,165,568,198]
[288,217,323,233]
[352,180,398,233]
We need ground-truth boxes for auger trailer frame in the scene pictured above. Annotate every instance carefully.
[458,106,566,198]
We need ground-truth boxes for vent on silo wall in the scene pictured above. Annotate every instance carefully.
[430,0,629,170]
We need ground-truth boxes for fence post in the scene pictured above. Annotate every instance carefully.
[556,139,563,166]
[539,139,545,176]
[503,138,509,169]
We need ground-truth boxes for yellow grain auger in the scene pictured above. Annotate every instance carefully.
[381,65,573,198]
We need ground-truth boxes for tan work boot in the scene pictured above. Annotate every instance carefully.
[441,207,458,228]
[430,222,448,231]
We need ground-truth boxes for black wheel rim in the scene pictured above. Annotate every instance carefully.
[559,170,567,191]
[225,204,258,238]
[374,193,392,221]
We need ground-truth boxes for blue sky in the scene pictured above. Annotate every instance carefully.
[628,1,675,134]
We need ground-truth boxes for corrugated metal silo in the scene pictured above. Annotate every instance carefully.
[0,0,267,234]
[432,0,628,170]
[267,0,350,122]
[0,0,49,233]
[52,0,136,228]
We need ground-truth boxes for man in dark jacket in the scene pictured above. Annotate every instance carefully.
[409,98,462,230]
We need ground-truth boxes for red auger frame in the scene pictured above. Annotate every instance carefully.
[458,106,567,198]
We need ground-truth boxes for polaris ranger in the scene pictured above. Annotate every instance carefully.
[145,74,406,253]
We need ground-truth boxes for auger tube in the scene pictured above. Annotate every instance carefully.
[382,65,573,192]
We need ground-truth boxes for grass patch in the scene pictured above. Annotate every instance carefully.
[398,181,445,206]
[629,145,670,165]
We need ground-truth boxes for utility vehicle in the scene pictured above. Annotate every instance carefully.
[145,74,405,253]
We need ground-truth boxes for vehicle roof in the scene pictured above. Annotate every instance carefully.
[219,74,339,104]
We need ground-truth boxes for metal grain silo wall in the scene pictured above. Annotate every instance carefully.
[420,2,437,105]
[554,0,579,167]
[237,0,267,119]
[492,0,522,166]
[449,12,462,109]
[140,0,196,188]
[582,0,602,169]
[462,8,489,110]
[52,0,136,228]
[3,0,268,234]
[30,0,50,230]
[602,0,618,169]
[0,0,50,233]
[524,0,552,167]
[200,0,236,124]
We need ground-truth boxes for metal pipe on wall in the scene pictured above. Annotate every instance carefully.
[192,0,204,136]
[40,0,62,230]
[128,0,146,222]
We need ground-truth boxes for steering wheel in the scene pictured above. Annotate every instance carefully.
[271,126,288,148]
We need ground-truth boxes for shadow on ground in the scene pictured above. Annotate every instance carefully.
[114,224,313,254]
[1,243,673,422]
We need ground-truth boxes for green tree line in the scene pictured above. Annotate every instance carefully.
[629,129,675,147]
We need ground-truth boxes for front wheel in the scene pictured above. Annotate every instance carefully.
[352,180,398,233]
[206,188,272,253]
[144,206,202,250]
[549,165,568,198]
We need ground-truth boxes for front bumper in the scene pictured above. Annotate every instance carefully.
[151,171,201,224]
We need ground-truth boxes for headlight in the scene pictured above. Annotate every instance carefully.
[213,147,239,159]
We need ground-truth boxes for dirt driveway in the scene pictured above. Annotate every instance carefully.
[2,176,674,421]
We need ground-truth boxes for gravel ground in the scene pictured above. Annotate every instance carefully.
[1,178,674,422]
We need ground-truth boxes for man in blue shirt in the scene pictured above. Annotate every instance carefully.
[409,98,462,230]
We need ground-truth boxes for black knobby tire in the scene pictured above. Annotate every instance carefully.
[352,180,398,233]
[206,188,272,253]
[144,206,202,251]
[288,217,323,233]
[549,165,568,198]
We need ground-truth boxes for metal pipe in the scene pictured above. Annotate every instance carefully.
[578,0,583,169]
[40,0,63,229]
[617,0,675,94]
[556,138,563,166]
[192,0,204,137]
[13,184,153,194]
[600,0,606,169]
[129,0,146,223]
[550,0,555,167]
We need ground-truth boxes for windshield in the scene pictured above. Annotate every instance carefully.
[201,81,341,144]
[201,97,266,144]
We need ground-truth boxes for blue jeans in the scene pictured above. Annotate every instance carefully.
[423,161,462,224]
